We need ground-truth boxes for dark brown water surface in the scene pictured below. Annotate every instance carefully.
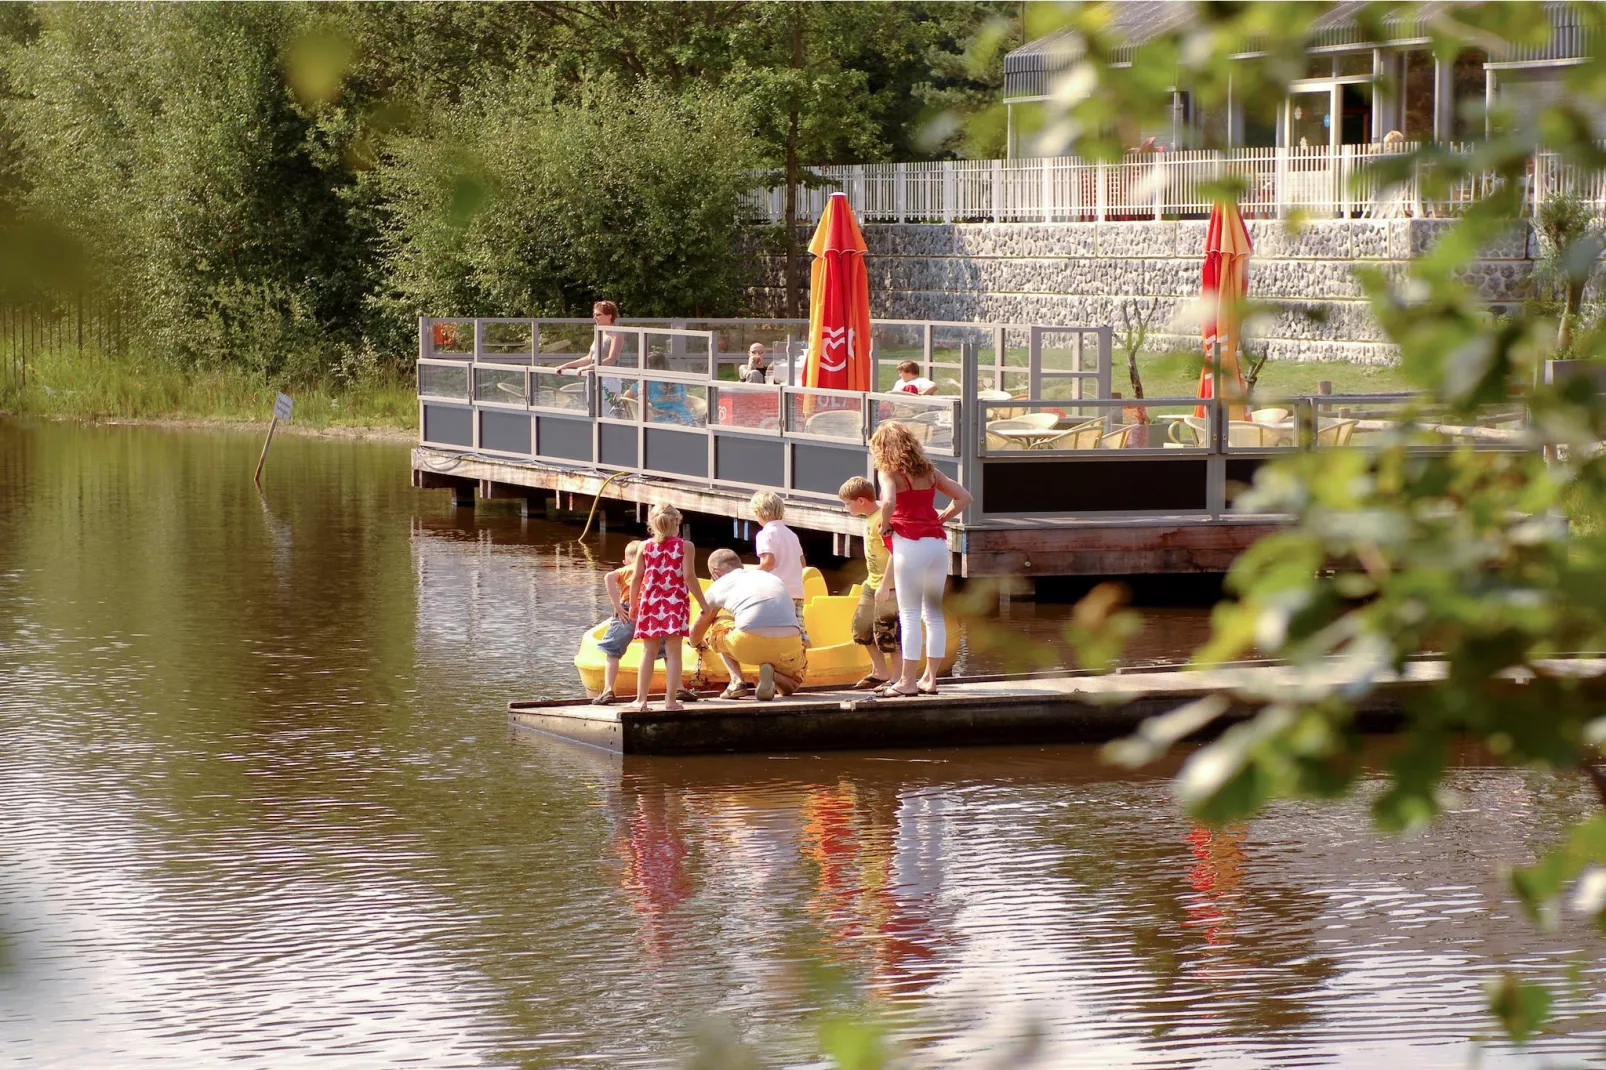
[3,418,1605,1068]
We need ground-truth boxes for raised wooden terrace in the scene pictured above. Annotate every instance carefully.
[410,317,1526,580]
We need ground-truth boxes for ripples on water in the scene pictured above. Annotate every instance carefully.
[2,419,1605,1068]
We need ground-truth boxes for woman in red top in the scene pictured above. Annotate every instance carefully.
[869,422,973,697]
[628,503,709,712]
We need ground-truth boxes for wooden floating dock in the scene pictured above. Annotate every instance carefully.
[508,662,1457,755]
[414,448,1285,577]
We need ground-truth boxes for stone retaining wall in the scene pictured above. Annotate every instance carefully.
[748,219,1540,364]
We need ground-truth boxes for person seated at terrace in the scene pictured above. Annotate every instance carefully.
[623,350,699,425]
[689,549,807,702]
[740,343,771,384]
[892,360,936,395]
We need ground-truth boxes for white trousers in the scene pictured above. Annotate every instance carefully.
[890,534,947,661]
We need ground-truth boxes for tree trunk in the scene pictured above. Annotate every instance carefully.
[785,119,799,319]
[783,16,804,320]
[1559,280,1585,354]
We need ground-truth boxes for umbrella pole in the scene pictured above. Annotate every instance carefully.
[1212,338,1224,453]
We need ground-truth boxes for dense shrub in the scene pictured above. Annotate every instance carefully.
[373,74,758,326]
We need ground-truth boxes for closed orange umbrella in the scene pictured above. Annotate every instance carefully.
[1196,201,1253,421]
[805,192,872,393]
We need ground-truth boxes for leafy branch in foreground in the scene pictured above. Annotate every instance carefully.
[997,0,1606,1044]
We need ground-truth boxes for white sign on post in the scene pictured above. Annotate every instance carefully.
[256,393,294,486]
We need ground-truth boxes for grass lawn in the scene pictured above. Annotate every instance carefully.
[1122,351,1412,401]
[1,347,418,431]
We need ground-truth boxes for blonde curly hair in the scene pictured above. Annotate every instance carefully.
[869,421,933,478]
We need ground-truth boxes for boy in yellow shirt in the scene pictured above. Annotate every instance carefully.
[838,477,901,689]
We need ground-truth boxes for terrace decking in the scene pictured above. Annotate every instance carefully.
[411,316,1527,580]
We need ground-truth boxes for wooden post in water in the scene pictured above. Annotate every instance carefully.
[254,393,293,486]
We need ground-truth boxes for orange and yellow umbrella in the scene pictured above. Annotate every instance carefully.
[804,192,872,393]
[1196,201,1253,420]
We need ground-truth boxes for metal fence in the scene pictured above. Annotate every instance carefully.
[741,145,1596,225]
[1,295,132,392]
[416,318,1528,525]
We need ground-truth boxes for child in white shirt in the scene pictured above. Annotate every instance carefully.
[893,360,936,395]
[749,490,808,642]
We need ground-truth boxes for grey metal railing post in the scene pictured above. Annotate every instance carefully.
[1098,327,1113,401]
[943,162,955,223]
[419,316,428,362]
[960,341,981,525]
[473,318,483,363]
[1072,332,1084,404]
[993,325,1006,391]
[1096,159,1108,223]
[1028,326,1043,401]
[1206,338,1226,518]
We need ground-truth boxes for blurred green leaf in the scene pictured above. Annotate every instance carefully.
[1487,974,1553,1044]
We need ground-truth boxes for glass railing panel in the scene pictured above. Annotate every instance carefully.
[474,366,527,406]
[479,320,534,363]
[531,369,590,413]
[786,392,864,440]
[537,322,612,367]
[598,376,642,421]
[1221,396,1301,450]
[979,397,1212,453]
[869,393,957,454]
[424,319,475,358]
[870,322,924,392]
[712,384,782,432]
[640,378,709,428]
[1305,395,1524,449]
[418,361,470,399]
[641,330,713,379]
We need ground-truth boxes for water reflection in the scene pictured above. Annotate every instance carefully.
[4,418,1606,1069]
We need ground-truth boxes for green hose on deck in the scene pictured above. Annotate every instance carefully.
[577,470,630,541]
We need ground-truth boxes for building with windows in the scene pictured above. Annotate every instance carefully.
[1003,1,1595,157]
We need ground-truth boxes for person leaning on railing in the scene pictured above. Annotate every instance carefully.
[556,299,626,414]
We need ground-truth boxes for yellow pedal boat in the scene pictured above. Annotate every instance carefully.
[574,567,959,697]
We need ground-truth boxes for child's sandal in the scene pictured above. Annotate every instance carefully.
[594,689,619,705]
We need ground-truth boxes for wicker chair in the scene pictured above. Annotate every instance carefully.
[1100,425,1134,449]
[1316,418,1357,446]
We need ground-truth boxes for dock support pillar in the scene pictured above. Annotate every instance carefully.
[451,482,476,509]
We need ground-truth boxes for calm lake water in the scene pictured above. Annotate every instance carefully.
[3,417,1605,1068]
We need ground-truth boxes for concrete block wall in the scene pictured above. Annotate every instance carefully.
[748,219,1541,365]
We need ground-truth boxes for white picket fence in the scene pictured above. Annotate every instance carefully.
[742,146,1606,225]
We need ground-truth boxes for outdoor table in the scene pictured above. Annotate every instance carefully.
[989,426,1067,449]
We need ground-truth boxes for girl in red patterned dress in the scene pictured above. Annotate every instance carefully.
[627,504,709,712]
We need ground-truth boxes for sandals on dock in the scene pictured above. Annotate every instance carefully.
[719,683,751,700]
[599,688,699,706]
[874,682,939,698]
[853,674,889,690]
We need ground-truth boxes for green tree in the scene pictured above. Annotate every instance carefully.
[729,2,1008,316]
[374,72,758,322]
